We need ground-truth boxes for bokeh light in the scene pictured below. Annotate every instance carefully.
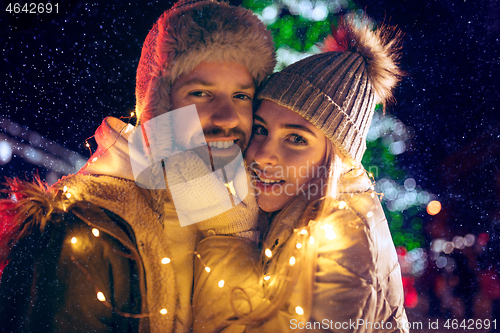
[427,200,442,215]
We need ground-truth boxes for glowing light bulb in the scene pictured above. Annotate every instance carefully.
[321,224,336,240]
[205,267,211,273]
[218,280,225,288]
[339,201,347,209]
[263,275,270,281]
[295,306,304,315]
[65,192,72,199]
[265,249,272,258]
[97,292,106,302]
[92,157,98,162]
[309,236,315,245]
[92,228,100,237]
[71,237,77,244]
[161,257,170,264]
[160,308,167,315]
[296,243,302,249]
[289,256,296,266]
[367,211,373,218]
[300,229,308,235]
[63,186,68,192]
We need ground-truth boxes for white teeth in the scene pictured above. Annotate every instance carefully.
[257,174,282,184]
[207,141,234,148]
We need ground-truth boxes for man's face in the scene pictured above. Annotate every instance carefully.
[170,61,255,170]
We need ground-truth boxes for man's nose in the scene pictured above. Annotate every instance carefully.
[211,97,239,129]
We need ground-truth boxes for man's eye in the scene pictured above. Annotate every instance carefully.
[287,134,308,145]
[190,91,209,97]
[253,124,267,136]
[234,93,252,100]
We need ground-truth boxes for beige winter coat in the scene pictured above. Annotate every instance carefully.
[193,169,408,332]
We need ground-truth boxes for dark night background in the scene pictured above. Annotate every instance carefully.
[1,0,500,323]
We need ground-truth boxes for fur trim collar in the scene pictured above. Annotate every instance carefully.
[1,174,183,332]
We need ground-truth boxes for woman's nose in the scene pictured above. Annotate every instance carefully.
[252,137,279,166]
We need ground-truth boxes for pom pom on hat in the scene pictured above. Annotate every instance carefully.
[322,14,404,108]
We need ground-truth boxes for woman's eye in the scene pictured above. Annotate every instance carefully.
[234,93,252,100]
[253,124,267,136]
[287,134,308,145]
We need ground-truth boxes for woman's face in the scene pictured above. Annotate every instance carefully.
[245,100,328,212]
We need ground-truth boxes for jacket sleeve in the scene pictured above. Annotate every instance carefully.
[310,198,408,333]
[0,210,142,333]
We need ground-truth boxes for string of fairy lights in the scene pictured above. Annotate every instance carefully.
[1,89,438,272]
[81,112,137,169]
[60,179,376,319]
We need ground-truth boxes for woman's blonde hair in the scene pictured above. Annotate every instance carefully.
[316,141,355,219]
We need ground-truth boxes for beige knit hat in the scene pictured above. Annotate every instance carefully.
[136,0,276,124]
[258,15,403,165]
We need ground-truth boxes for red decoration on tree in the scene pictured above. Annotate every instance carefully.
[322,22,349,52]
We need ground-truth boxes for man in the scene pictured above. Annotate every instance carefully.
[0,0,275,332]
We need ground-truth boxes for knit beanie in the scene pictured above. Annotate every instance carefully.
[136,0,276,124]
[258,15,403,165]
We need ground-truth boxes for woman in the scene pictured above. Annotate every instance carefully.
[192,15,408,332]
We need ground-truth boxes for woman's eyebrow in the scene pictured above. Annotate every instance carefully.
[255,114,317,137]
[281,123,317,137]
[254,114,266,124]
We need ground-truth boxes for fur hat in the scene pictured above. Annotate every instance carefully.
[258,15,403,165]
[136,0,276,124]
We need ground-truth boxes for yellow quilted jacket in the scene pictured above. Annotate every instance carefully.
[193,169,408,333]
